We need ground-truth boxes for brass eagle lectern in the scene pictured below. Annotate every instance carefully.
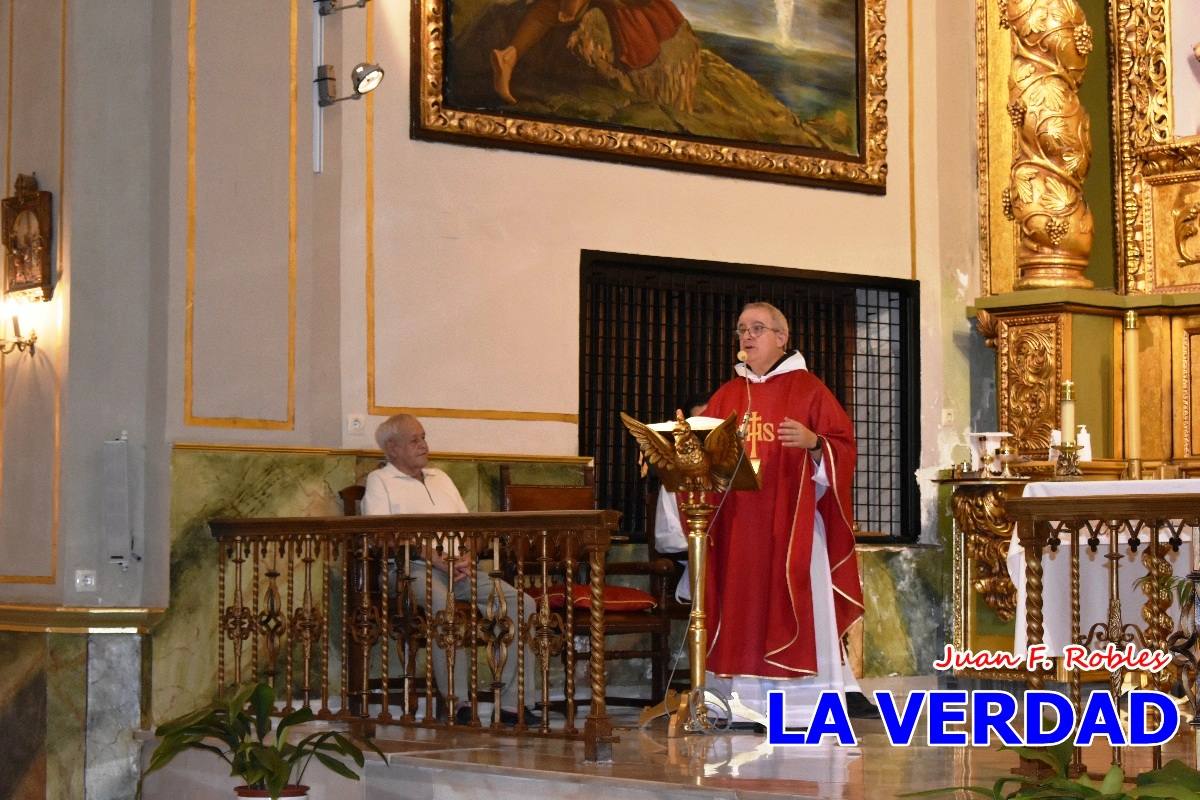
[620,410,760,735]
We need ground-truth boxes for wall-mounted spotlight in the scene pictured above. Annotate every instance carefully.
[315,63,385,106]
[315,0,371,15]
[0,310,35,357]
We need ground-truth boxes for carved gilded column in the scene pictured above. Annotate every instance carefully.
[1002,0,1095,289]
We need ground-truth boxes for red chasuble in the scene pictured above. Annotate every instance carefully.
[703,364,863,678]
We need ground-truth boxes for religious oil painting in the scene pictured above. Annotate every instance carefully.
[412,0,888,191]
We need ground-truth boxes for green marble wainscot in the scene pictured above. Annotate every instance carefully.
[152,448,358,724]
[46,635,87,800]
[0,632,49,799]
[859,544,946,677]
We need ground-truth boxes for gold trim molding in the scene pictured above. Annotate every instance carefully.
[184,0,297,430]
[0,604,165,634]
[172,441,592,465]
[0,0,68,585]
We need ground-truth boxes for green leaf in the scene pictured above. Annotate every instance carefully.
[1133,785,1200,800]
[331,733,367,767]
[274,706,315,748]
[1138,761,1200,792]
[314,751,362,781]
[1099,765,1125,795]
[250,683,276,742]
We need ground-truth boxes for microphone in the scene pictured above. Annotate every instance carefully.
[736,350,751,438]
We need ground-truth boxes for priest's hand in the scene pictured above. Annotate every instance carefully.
[779,417,821,451]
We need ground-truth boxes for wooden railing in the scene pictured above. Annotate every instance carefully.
[1008,493,1200,774]
[209,510,621,761]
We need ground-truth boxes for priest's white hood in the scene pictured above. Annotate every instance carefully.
[734,350,808,383]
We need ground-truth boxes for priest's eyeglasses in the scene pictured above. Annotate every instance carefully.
[734,324,780,339]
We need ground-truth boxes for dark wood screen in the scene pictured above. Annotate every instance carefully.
[579,250,920,542]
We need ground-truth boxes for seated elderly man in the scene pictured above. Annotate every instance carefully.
[363,413,538,725]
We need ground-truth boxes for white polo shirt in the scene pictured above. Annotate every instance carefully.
[362,463,469,516]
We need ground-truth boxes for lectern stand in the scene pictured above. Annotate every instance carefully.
[620,411,760,736]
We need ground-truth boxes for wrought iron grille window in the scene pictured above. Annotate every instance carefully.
[579,251,920,542]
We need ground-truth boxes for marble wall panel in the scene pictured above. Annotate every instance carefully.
[86,635,144,800]
[155,447,947,728]
[153,449,357,723]
[0,633,48,799]
[860,545,946,677]
[46,635,86,800]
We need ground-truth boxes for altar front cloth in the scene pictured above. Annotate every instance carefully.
[1007,479,1200,655]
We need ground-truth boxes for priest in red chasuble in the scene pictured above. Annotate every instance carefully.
[702,301,867,729]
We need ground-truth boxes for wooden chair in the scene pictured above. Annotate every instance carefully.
[338,483,480,719]
[499,465,676,705]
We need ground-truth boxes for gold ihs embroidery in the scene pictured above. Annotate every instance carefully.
[742,412,775,459]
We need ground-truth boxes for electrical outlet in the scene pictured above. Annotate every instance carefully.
[347,414,366,435]
[75,569,97,592]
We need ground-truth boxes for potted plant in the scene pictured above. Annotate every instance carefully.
[138,682,384,799]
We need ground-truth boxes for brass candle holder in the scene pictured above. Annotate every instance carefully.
[1054,442,1083,478]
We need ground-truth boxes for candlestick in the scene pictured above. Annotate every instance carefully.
[1061,380,1076,446]
[1124,310,1141,461]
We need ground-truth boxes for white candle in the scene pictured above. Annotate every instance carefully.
[492,535,500,573]
[1125,311,1141,460]
[1061,381,1075,446]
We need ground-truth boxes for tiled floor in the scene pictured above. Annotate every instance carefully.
[363,703,1199,799]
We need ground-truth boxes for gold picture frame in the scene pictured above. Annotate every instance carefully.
[411,0,888,192]
[2,173,53,302]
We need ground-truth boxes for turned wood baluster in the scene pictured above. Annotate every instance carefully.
[1022,522,1041,690]
[467,533,479,723]
[564,531,578,734]
[423,535,435,723]
[218,541,227,690]
[583,541,612,762]
[284,540,295,711]
[320,537,333,718]
[378,538,392,724]
[251,542,261,679]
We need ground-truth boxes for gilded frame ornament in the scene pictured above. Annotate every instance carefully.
[2,174,53,302]
[1110,0,1200,294]
[411,0,888,192]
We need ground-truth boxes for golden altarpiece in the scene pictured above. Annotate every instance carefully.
[952,0,1200,665]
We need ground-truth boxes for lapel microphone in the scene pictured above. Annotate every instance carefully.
[736,350,751,438]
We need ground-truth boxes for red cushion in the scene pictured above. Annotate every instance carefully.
[527,584,657,611]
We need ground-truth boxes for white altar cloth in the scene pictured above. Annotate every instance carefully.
[1007,479,1200,655]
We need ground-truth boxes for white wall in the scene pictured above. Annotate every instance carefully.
[0,0,984,606]
[337,0,931,458]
